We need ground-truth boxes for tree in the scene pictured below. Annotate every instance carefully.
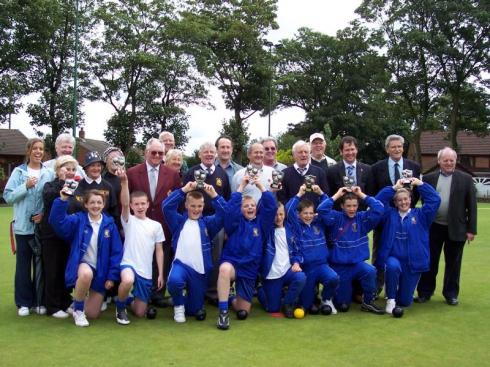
[179,0,278,162]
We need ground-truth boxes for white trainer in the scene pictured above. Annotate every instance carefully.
[73,310,89,327]
[100,301,108,312]
[18,306,30,317]
[322,299,338,315]
[173,305,186,323]
[66,303,74,315]
[34,306,47,315]
[52,310,70,319]
[386,299,396,314]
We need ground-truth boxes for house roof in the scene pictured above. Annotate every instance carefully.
[77,138,110,156]
[0,129,28,156]
[421,131,490,155]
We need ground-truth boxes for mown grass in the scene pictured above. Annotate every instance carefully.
[0,205,489,367]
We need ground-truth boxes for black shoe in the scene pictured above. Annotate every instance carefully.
[361,301,385,315]
[146,306,157,319]
[283,304,294,319]
[414,296,431,304]
[195,309,207,321]
[236,310,248,320]
[309,303,320,315]
[445,297,459,306]
[217,310,230,330]
[338,303,350,313]
[320,304,332,315]
[116,308,130,325]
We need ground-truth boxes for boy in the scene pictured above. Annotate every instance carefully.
[217,175,277,330]
[317,186,384,314]
[162,181,226,323]
[285,184,339,314]
[115,170,165,325]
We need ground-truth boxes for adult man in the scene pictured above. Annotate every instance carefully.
[159,131,188,173]
[44,133,85,177]
[277,140,329,208]
[232,143,274,203]
[261,137,287,171]
[416,147,477,306]
[370,135,421,291]
[214,136,243,187]
[126,138,181,307]
[327,136,374,210]
[309,133,336,172]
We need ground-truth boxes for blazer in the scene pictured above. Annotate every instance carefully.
[127,162,181,238]
[423,170,477,242]
[371,158,421,206]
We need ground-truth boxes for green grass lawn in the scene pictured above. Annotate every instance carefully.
[0,205,489,367]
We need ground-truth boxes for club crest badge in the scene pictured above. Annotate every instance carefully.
[351,222,358,232]
[253,227,259,237]
[216,178,223,187]
[104,229,110,238]
[411,217,417,225]
[313,226,320,235]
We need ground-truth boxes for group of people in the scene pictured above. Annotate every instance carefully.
[4,131,477,330]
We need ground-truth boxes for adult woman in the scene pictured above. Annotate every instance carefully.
[164,149,184,180]
[39,155,79,318]
[3,138,54,316]
[375,178,440,314]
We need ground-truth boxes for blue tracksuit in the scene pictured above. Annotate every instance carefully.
[318,195,384,305]
[285,195,339,310]
[49,198,123,293]
[375,184,440,306]
[162,189,226,314]
[258,227,306,312]
[220,191,277,280]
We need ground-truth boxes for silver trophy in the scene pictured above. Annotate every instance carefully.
[246,164,260,184]
[271,170,284,189]
[112,155,125,168]
[342,176,355,191]
[194,169,207,189]
[401,169,413,189]
[304,175,316,192]
[63,178,79,196]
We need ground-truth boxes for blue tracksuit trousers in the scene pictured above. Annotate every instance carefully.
[258,268,306,312]
[300,264,339,310]
[332,262,377,305]
[385,256,421,307]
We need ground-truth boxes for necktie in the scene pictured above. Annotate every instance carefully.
[394,162,400,183]
[297,167,307,176]
[206,167,212,176]
[149,167,157,201]
[347,165,354,177]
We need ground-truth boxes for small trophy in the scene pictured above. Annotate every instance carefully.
[63,178,79,196]
[270,170,284,189]
[246,164,260,183]
[304,175,316,192]
[194,169,207,189]
[112,156,125,168]
[342,176,355,192]
[401,169,413,189]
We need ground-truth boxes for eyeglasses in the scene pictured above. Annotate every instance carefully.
[150,151,164,157]
[264,147,276,151]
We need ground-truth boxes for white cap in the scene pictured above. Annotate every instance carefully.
[309,133,325,143]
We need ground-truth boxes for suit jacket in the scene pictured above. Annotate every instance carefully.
[127,162,181,239]
[423,170,477,242]
[371,158,421,206]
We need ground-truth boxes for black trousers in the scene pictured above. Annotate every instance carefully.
[417,223,466,299]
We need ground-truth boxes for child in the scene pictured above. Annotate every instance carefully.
[162,181,226,323]
[376,178,440,314]
[317,186,384,314]
[49,189,123,327]
[216,175,277,330]
[114,170,165,325]
[285,184,339,314]
[258,202,306,317]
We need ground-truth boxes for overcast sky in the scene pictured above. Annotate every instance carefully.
[9,0,362,155]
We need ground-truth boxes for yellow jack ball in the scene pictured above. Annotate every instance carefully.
[293,308,305,319]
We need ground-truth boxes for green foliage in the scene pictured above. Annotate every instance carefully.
[276,148,293,166]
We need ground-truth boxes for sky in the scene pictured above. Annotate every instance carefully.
[8,0,362,155]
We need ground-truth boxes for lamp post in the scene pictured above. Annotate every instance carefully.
[72,0,80,139]
[265,41,273,137]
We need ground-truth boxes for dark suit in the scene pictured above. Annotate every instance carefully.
[127,162,181,300]
[417,170,477,300]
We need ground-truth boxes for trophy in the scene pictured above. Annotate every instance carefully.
[194,169,207,189]
[401,169,413,189]
[342,176,355,192]
[304,175,316,192]
[270,170,284,189]
[246,164,260,183]
[63,178,79,196]
[112,155,125,168]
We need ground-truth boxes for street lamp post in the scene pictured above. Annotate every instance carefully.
[72,0,80,139]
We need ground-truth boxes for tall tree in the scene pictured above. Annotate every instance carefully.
[179,0,278,162]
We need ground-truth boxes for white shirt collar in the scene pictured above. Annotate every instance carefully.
[343,160,357,168]
[89,214,102,225]
[293,163,309,172]
[146,162,160,173]
[85,176,102,184]
[200,163,215,173]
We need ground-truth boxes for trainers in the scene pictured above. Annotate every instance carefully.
[18,306,30,317]
[216,310,230,330]
[52,310,69,319]
[321,299,338,315]
[173,305,186,323]
[34,306,47,315]
[116,308,130,325]
[66,303,74,315]
[361,300,385,315]
[385,299,396,314]
[100,301,108,312]
[283,304,294,319]
[73,310,89,327]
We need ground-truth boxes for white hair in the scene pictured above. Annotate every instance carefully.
[292,140,310,154]
[437,146,457,160]
[384,134,405,148]
[55,133,76,147]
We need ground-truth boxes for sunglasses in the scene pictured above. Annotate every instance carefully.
[150,151,164,157]
[264,147,276,151]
